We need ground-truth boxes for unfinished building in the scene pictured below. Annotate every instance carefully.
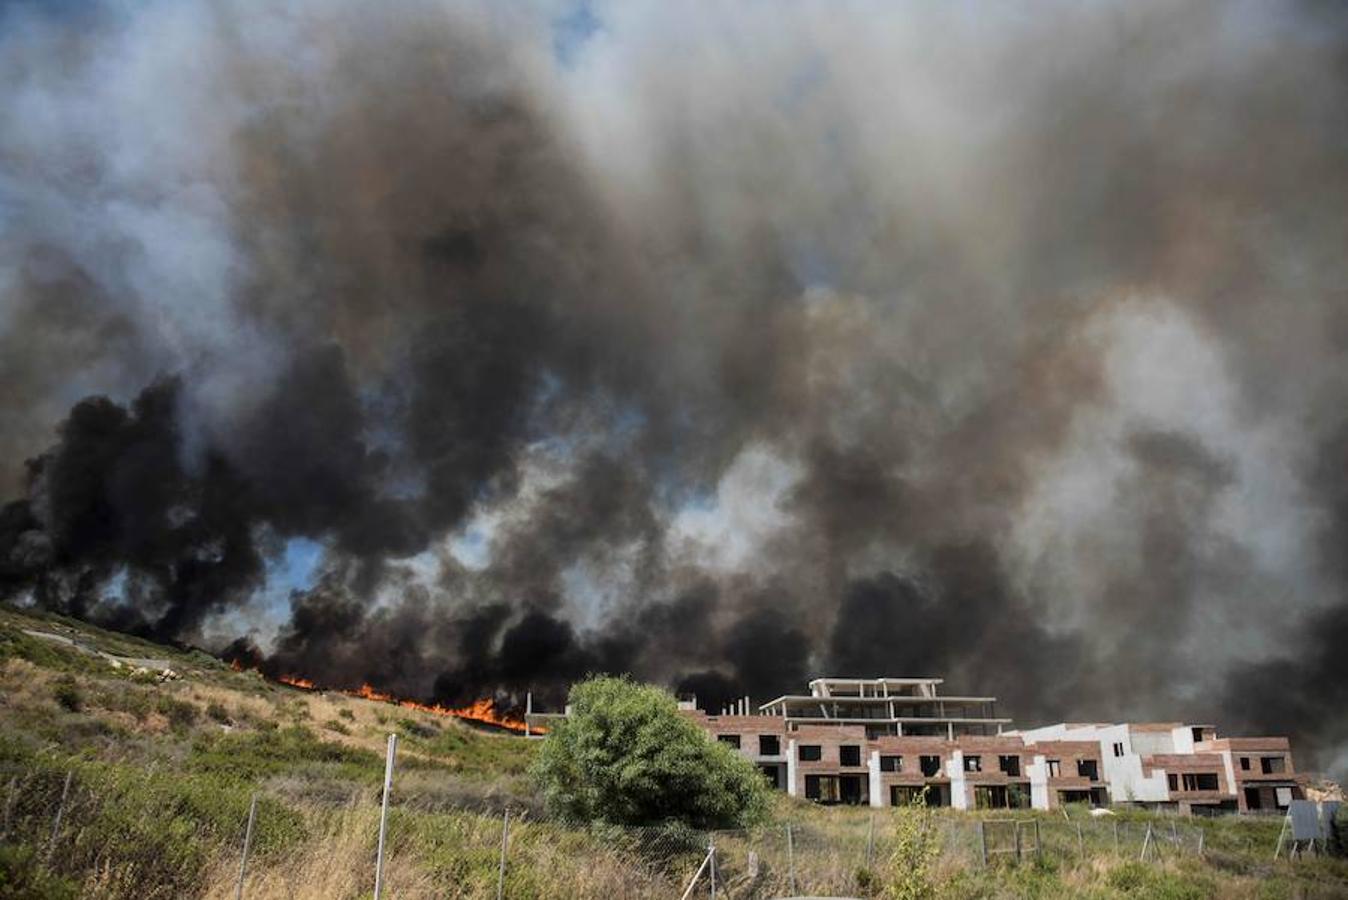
[674,676,1306,815]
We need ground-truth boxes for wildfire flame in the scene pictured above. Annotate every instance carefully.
[228,659,540,733]
[278,673,317,690]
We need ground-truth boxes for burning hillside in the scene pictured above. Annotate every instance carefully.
[232,660,538,734]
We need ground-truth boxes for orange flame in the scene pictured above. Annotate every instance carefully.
[277,673,316,690]
[226,655,539,733]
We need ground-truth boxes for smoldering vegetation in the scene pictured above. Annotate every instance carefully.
[2,1,1347,773]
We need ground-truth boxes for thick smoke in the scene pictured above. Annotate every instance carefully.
[2,1,1347,774]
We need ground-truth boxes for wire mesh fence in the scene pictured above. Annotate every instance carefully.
[0,760,1218,899]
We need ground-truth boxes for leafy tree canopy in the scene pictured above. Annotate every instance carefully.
[530,675,770,829]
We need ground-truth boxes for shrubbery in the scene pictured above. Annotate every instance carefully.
[530,675,769,829]
[52,676,82,713]
[0,845,79,900]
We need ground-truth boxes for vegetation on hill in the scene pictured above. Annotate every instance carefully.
[1,603,1347,899]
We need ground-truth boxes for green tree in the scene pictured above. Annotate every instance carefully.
[529,675,770,829]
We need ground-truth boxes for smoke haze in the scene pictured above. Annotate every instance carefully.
[2,1,1347,775]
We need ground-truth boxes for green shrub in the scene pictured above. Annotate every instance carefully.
[189,725,380,781]
[399,717,439,739]
[205,702,230,724]
[0,845,80,900]
[101,686,153,721]
[529,675,769,829]
[155,696,198,730]
[52,677,82,713]
[0,757,304,900]
[324,719,351,735]
[424,726,537,777]
[338,707,355,721]
[0,627,102,676]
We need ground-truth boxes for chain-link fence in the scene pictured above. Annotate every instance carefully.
[0,760,1216,899]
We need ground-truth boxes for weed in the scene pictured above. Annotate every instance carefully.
[52,676,82,713]
[155,695,198,730]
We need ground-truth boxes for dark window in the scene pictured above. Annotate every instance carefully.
[717,734,741,749]
[1192,727,1205,743]
[964,755,982,773]
[1077,759,1099,781]
[840,745,862,766]
[1112,742,1125,758]
[759,735,781,756]
[805,775,840,803]
[1047,759,1061,778]
[799,744,822,762]
[1240,757,1251,771]
[1261,756,1286,774]
[1182,773,1219,791]
[759,764,781,789]
[974,786,1008,809]
[880,755,903,773]
[920,755,941,777]
[1167,773,1179,792]
[998,755,1020,777]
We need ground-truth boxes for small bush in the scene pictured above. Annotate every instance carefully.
[338,708,355,721]
[324,719,351,735]
[102,687,153,721]
[155,696,198,730]
[399,717,439,739]
[530,675,769,829]
[205,702,230,724]
[0,844,80,900]
[189,725,380,781]
[52,677,82,713]
[884,789,941,900]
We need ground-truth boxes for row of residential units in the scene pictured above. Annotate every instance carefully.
[671,677,1306,815]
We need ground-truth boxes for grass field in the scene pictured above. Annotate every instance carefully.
[2,603,1346,899]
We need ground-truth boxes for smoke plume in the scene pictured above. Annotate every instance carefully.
[2,1,1347,774]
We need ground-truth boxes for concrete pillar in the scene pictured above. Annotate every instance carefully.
[786,738,799,798]
[1028,754,1050,810]
[869,750,884,808]
[949,750,969,810]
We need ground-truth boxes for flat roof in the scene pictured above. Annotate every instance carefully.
[784,716,1014,725]
[761,694,998,707]
[808,677,944,688]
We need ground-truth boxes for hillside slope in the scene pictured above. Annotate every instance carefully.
[2,603,1347,900]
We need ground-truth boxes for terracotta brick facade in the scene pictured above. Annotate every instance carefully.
[676,677,1304,815]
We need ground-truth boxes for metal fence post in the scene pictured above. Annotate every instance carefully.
[866,813,875,868]
[1075,822,1084,857]
[373,733,398,900]
[1113,820,1120,855]
[708,834,716,900]
[1014,820,1023,863]
[235,794,258,900]
[978,820,987,867]
[1034,819,1042,862]
[786,824,796,894]
[496,808,511,900]
[45,771,73,864]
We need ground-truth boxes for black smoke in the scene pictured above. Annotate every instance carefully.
[2,0,1348,776]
